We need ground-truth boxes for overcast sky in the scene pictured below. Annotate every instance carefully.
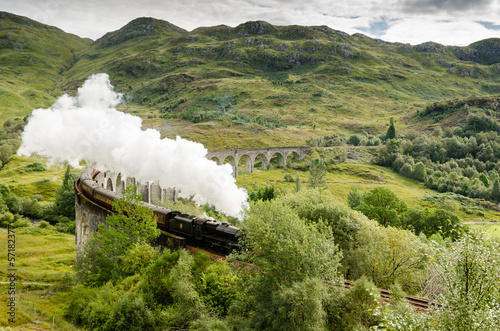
[2,0,500,46]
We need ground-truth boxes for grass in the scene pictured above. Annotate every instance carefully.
[0,155,69,201]
[468,222,500,240]
[0,226,79,330]
[235,162,500,223]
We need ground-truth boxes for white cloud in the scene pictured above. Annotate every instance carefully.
[380,18,500,45]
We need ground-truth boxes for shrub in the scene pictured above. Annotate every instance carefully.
[348,134,362,146]
[106,292,157,331]
[11,216,31,228]
[122,241,160,275]
[38,220,51,228]
[340,277,382,330]
[271,277,329,331]
[196,260,237,316]
[0,212,14,228]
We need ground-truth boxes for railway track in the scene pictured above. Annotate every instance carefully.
[186,242,439,311]
[344,280,441,311]
[183,245,441,312]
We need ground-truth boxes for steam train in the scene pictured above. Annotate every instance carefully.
[76,168,241,250]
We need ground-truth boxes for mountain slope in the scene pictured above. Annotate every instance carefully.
[61,18,500,148]
[1,13,500,148]
[0,12,91,121]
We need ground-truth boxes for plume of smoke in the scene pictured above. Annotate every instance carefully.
[18,73,248,217]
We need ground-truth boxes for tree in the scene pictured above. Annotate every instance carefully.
[294,172,301,192]
[229,198,342,329]
[347,186,362,209]
[339,277,382,330]
[280,189,362,258]
[413,161,427,182]
[355,187,407,227]
[308,158,326,188]
[402,207,430,235]
[491,179,500,203]
[432,232,500,330]
[347,134,362,146]
[479,172,491,188]
[349,222,428,291]
[386,117,396,140]
[426,209,463,240]
[0,144,12,166]
[53,166,78,219]
[76,185,160,286]
[271,277,329,331]
[399,162,413,177]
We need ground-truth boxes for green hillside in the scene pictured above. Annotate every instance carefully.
[61,18,500,148]
[1,13,500,148]
[0,12,91,122]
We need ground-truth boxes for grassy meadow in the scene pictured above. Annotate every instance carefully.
[0,227,78,330]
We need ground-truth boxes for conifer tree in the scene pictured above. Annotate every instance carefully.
[386,117,396,140]
[491,179,500,203]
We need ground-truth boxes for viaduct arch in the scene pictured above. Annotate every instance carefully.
[206,146,311,177]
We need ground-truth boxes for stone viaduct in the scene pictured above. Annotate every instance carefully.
[206,146,312,177]
[75,146,312,251]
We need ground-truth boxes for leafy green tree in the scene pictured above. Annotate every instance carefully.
[479,172,491,187]
[426,209,463,240]
[347,186,362,209]
[53,166,78,219]
[432,232,500,330]
[249,184,277,201]
[76,185,160,286]
[280,189,362,258]
[349,223,428,291]
[308,158,326,188]
[229,198,342,329]
[340,277,382,330]
[0,144,12,166]
[121,241,160,275]
[402,207,430,235]
[413,161,427,182]
[347,134,362,146]
[271,277,329,331]
[399,162,413,177]
[196,260,237,316]
[356,187,407,227]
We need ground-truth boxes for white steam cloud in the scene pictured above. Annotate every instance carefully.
[18,73,248,217]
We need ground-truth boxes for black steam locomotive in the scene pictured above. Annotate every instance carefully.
[76,168,241,250]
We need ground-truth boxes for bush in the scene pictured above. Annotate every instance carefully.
[0,212,14,228]
[122,241,160,275]
[284,173,294,182]
[38,220,51,228]
[249,185,277,201]
[56,220,75,234]
[11,216,31,228]
[271,277,329,331]
[340,277,382,330]
[348,134,362,146]
[196,260,237,316]
[106,292,157,331]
